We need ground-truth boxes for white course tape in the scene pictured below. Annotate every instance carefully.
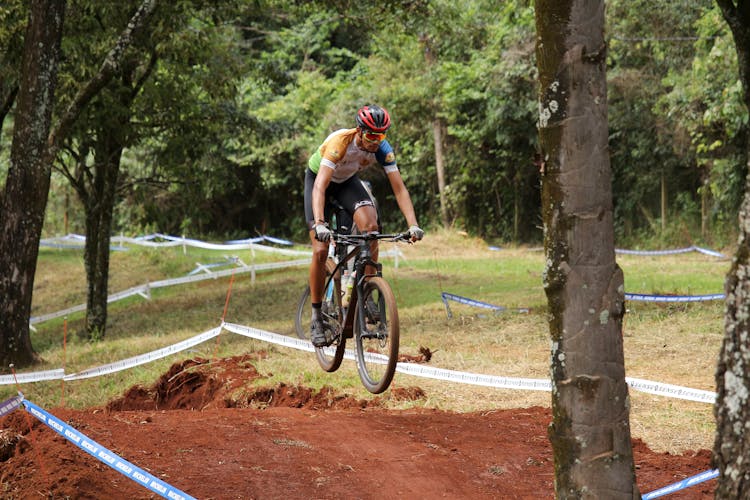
[395,363,552,391]
[63,327,222,381]
[221,322,717,401]
[30,303,88,325]
[5,320,718,406]
[625,377,716,404]
[222,322,550,391]
[155,259,310,289]
[616,245,726,258]
[0,369,65,386]
[130,233,311,256]
[44,233,310,256]
[29,259,310,326]
[221,321,363,363]
[221,322,315,352]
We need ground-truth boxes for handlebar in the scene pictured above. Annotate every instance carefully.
[332,231,412,245]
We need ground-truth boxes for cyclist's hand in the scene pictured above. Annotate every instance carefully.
[314,223,332,242]
[408,225,424,242]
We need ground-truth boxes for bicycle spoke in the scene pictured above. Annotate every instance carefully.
[355,278,399,394]
[314,259,346,372]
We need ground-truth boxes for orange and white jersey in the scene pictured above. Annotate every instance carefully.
[308,128,398,183]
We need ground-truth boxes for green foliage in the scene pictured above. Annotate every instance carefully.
[3,0,749,245]
[607,0,718,242]
[657,8,747,226]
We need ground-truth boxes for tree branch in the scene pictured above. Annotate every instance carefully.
[0,85,18,124]
[131,47,158,100]
[48,0,158,155]
[716,0,737,18]
[716,0,742,35]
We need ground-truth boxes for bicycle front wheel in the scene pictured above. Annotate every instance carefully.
[354,277,399,394]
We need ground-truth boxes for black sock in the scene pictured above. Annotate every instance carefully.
[312,302,321,320]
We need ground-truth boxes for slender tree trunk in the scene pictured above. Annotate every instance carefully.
[82,133,122,339]
[0,86,19,153]
[714,2,750,495]
[514,171,521,242]
[535,1,638,497]
[433,119,449,227]
[661,172,667,235]
[421,34,450,229]
[0,0,65,370]
[701,174,709,241]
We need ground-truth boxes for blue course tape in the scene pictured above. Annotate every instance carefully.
[642,468,718,499]
[625,293,724,303]
[441,292,530,319]
[22,399,196,500]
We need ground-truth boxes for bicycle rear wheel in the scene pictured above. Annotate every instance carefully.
[294,286,311,340]
[316,259,346,372]
[354,277,399,394]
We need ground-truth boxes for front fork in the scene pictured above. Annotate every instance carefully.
[353,249,384,340]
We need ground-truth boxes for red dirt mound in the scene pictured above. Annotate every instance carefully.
[0,355,714,498]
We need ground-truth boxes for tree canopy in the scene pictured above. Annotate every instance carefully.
[0,0,740,245]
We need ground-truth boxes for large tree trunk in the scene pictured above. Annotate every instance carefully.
[715,160,750,498]
[713,1,750,496]
[0,0,65,370]
[0,0,157,368]
[535,1,638,497]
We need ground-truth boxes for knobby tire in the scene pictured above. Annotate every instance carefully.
[354,277,399,394]
[315,258,345,372]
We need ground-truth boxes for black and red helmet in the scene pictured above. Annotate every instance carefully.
[355,104,391,133]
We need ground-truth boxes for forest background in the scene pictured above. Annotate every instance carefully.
[0,0,740,248]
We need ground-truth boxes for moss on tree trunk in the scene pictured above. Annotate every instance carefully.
[535,1,638,497]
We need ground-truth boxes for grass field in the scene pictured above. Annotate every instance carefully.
[1,230,730,453]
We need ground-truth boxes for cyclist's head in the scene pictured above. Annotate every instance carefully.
[356,104,391,133]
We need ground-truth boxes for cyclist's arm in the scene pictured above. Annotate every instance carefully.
[312,165,335,225]
[385,170,419,228]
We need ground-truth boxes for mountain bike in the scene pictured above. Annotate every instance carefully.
[295,226,409,394]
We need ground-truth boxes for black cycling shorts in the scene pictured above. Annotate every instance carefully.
[304,168,375,231]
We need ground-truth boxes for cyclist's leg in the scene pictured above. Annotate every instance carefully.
[359,179,382,232]
[353,203,379,265]
[304,168,329,304]
[331,197,354,234]
[335,176,379,271]
[304,169,332,346]
[308,233,328,303]
[335,177,382,322]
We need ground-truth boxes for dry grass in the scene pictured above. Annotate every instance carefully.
[10,231,730,454]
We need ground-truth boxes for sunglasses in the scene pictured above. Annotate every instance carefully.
[362,130,386,143]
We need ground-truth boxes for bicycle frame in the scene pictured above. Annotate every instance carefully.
[302,224,409,393]
[324,232,406,340]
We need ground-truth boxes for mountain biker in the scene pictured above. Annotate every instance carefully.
[304,104,424,347]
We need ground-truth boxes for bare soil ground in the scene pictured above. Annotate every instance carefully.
[1,356,713,499]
